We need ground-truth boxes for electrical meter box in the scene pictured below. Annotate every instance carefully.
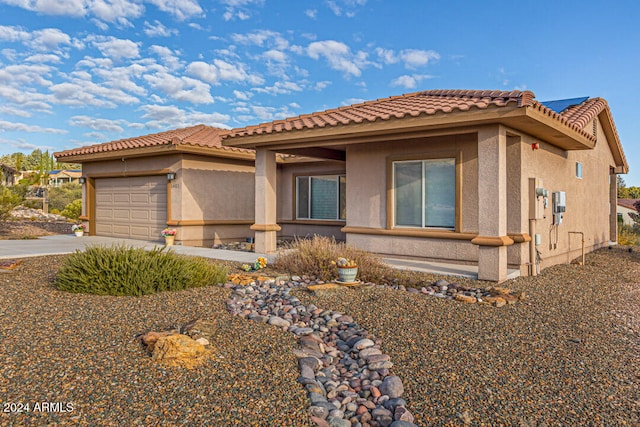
[552,191,566,224]
[529,178,547,220]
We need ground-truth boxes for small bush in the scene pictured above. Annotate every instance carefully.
[618,225,640,246]
[0,187,21,220]
[49,183,81,212]
[274,235,392,283]
[60,199,82,220]
[55,245,228,296]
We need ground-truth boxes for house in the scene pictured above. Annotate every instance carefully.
[55,89,629,282]
[54,125,258,245]
[49,169,83,187]
[617,199,639,227]
[222,89,628,282]
[0,164,18,186]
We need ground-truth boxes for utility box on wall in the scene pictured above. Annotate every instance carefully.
[529,178,548,220]
[552,191,566,224]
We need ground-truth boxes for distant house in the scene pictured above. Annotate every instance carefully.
[617,199,639,226]
[0,164,18,186]
[55,89,629,282]
[49,169,82,187]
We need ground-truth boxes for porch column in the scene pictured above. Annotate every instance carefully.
[251,148,280,253]
[472,125,513,282]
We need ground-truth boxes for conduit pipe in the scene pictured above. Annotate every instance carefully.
[529,219,537,276]
[568,231,585,266]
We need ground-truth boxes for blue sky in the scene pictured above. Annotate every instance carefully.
[0,0,638,184]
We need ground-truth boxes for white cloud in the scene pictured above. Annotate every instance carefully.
[314,80,331,91]
[144,72,213,104]
[149,45,182,71]
[325,0,367,17]
[0,64,54,87]
[138,104,229,128]
[144,20,179,37]
[390,74,434,89]
[233,90,252,100]
[231,30,289,50]
[186,59,264,85]
[253,80,303,95]
[263,49,287,63]
[0,119,67,134]
[69,115,128,132]
[0,105,33,117]
[0,25,72,53]
[305,9,317,19]
[146,0,203,20]
[307,40,368,77]
[219,0,264,21]
[399,49,440,69]
[89,36,140,60]
[24,53,62,63]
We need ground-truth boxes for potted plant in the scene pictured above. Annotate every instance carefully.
[161,228,177,246]
[333,257,358,283]
[72,223,86,237]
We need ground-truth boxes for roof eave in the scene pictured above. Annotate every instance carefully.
[221,106,595,151]
[597,109,629,174]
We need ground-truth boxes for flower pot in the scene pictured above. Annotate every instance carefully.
[74,231,84,237]
[337,266,358,283]
[164,235,175,246]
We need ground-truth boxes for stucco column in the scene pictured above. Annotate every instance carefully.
[251,148,280,253]
[472,125,513,282]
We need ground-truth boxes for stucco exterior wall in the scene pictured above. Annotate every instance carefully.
[344,133,479,262]
[517,116,617,271]
[277,160,346,240]
[82,153,256,247]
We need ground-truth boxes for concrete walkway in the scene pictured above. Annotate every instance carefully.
[0,235,272,264]
[0,234,518,280]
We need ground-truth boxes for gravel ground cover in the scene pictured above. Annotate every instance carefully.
[0,247,638,426]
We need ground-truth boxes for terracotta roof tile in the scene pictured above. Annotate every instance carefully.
[618,199,640,210]
[223,89,536,139]
[222,89,601,142]
[55,124,252,159]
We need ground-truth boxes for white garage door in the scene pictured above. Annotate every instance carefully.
[95,176,167,240]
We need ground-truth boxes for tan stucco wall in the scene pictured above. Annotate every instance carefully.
[82,153,256,247]
[277,160,346,240]
[344,133,479,262]
[516,116,617,271]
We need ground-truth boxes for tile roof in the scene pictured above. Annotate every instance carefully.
[617,199,640,210]
[55,124,251,159]
[222,89,603,142]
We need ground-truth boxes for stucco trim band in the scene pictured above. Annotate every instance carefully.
[341,226,476,241]
[508,233,532,243]
[250,223,282,232]
[166,220,254,226]
[471,235,515,247]
[279,219,346,226]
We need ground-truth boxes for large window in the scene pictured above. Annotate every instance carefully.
[296,175,346,220]
[393,158,455,229]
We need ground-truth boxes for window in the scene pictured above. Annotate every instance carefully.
[393,158,455,229]
[296,175,346,220]
[576,162,583,179]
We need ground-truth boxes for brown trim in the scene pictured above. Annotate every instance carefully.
[85,169,172,179]
[508,233,532,243]
[342,226,476,241]
[78,215,89,221]
[471,235,515,247]
[386,150,462,232]
[166,219,254,226]
[250,223,282,231]
[279,219,345,226]
[87,177,96,236]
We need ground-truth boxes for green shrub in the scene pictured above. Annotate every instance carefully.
[274,235,392,283]
[0,187,21,220]
[55,245,228,296]
[60,199,82,220]
[618,225,640,246]
[49,183,81,212]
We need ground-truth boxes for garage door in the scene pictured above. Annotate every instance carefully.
[95,176,167,240]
